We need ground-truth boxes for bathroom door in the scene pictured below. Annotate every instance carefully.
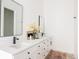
[74,0,78,58]
[55,0,78,57]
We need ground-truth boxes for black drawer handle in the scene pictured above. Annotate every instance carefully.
[38,45,40,47]
[28,52,30,54]
[73,17,77,19]
[43,42,45,44]
[44,48,45,50]
[47,45,49,47]
[38,53,40,55]
[29,58,31,59]
[44,55,45,56]
[50,41,52,45]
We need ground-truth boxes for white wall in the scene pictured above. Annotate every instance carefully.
[44,0,56,37]
[0,0,43,45]
[15,0,44,42]
[44,0,77,55]
[44,0,56,52]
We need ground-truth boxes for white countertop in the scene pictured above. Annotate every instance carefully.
[0,37,47,55]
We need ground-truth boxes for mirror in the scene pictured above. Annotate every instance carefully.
[0,0,23,37]
[4,8,14,36]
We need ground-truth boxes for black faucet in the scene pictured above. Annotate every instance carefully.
[13,37,19,44]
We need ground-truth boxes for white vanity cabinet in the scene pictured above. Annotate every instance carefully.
[0,38,52,59]
[13,39,52,59]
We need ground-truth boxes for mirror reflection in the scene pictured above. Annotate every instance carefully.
[4,8,14,36]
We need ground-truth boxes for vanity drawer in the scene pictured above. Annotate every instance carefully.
[14,50,27,59]
[36,43,43,51]
[26,46,37,59]
[14,48,36,59]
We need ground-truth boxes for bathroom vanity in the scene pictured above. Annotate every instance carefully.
[0,0,52,59]
[0,37,52,59]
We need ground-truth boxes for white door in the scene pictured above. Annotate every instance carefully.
[44,0,77,55]
[55,0,77,56]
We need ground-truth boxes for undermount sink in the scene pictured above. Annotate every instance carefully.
[9,43,29,49]
[9,41,40,49]
[9,45,21,49]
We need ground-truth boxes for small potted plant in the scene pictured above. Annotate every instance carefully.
[27,22,40,39]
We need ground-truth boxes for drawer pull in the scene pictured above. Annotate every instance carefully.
[38,46,40,47]
[44,55,45,56]
[50,41,52,45]
[73,17,77,19]
[43,42,45,44]
[44,48,45,50]
[29,58,31,59]
[28,52,30,54]
[38,53,40,55]
[47,45,49,47]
